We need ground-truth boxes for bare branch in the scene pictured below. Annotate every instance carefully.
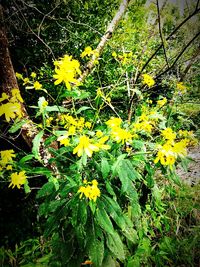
[136,7,200,81]
[156,0,169,67]
[156,31,200,79]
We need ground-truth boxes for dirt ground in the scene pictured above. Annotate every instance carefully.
[177,144,200,185]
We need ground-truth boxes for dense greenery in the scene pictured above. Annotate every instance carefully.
[0,0,200,266]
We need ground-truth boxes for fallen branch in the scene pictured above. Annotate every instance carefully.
[78,0,131,83]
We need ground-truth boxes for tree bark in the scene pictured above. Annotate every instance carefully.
[0,5,58,174]
[0,5,39,147]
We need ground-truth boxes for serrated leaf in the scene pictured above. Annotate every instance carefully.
[96,201,114,235]
[89,239,104,267]
[32,130,44,160]
[123,159,142,181]
[8,119,27,133]
[103,196,127,230]
[101,158,110,179]
[105,181,116,197]
[122,227,138,244]
[106,232,125,261]
[111,154,127,176]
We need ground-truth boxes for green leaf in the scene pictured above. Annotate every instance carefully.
[24,182,31,194]
[76,106,91,114]
[31,167,52,176]
[95,201,114,235]
[46,105,69,112]
[101,158,110,179]
[32,131,44,160]
[123,159,142,181]
[19,154,35,164]
[36,182,55,198]
[101,255,116,267]
[106,232,125,261]
[8,119,27,133]
[103,196,127,230]
[122,226,138,244]
[111,154,127,176]
[105,181,116,197]
[89,239,104,267]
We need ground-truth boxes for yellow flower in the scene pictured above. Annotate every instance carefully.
[39,98,48,112]
[78,179,100,202]
[73,135,99,157]
[0,150,16,166]
[111,127,132,144]
[142,74,155,87]
[15,72,23,80]
[81,46,93,58]
[161,128,176,142]
[11,89,24,103]
[96,136,110,150]
[177,82,187,92]
[0,102,22,122]
[9,171,27,189]
[6,165,13,170]
[0,93,9,102]
[30,72,37,78]
[23,77,30,85]
[53,55,81,90]
[157,97,167,107]
[85,121,92,129]
[112,51,117,58]
[34,81,42,90]
[154,143,176,166]
[106,117,122,128]
[96,88,103,98]
[173,140,187,157]
[96,130,103,138]
[68,126,76,135]
[77,117,85,129]
[57,135,70,146]
[46,117,53,127]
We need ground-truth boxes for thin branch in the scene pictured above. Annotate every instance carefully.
[156,0,169,67]
[128,6,200,121]
[196,0,200,10]
[156,31,200,79]
[180,47,200,81]
[136,7,200,81]
[37,2,61,37]
[13,0,55,59]
[78,0,131,83]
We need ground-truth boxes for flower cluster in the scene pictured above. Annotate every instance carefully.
[154,127,189,167]
[176,82,187,93]
[81,46,99,59]
[0,150,16,171]
[142,74,155,87]
[0,89,23,122]
[16,71,43,91]
[53,55,81,90]
[78,179,100,202]
[106,117,132,144]
[112,51,133,65]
